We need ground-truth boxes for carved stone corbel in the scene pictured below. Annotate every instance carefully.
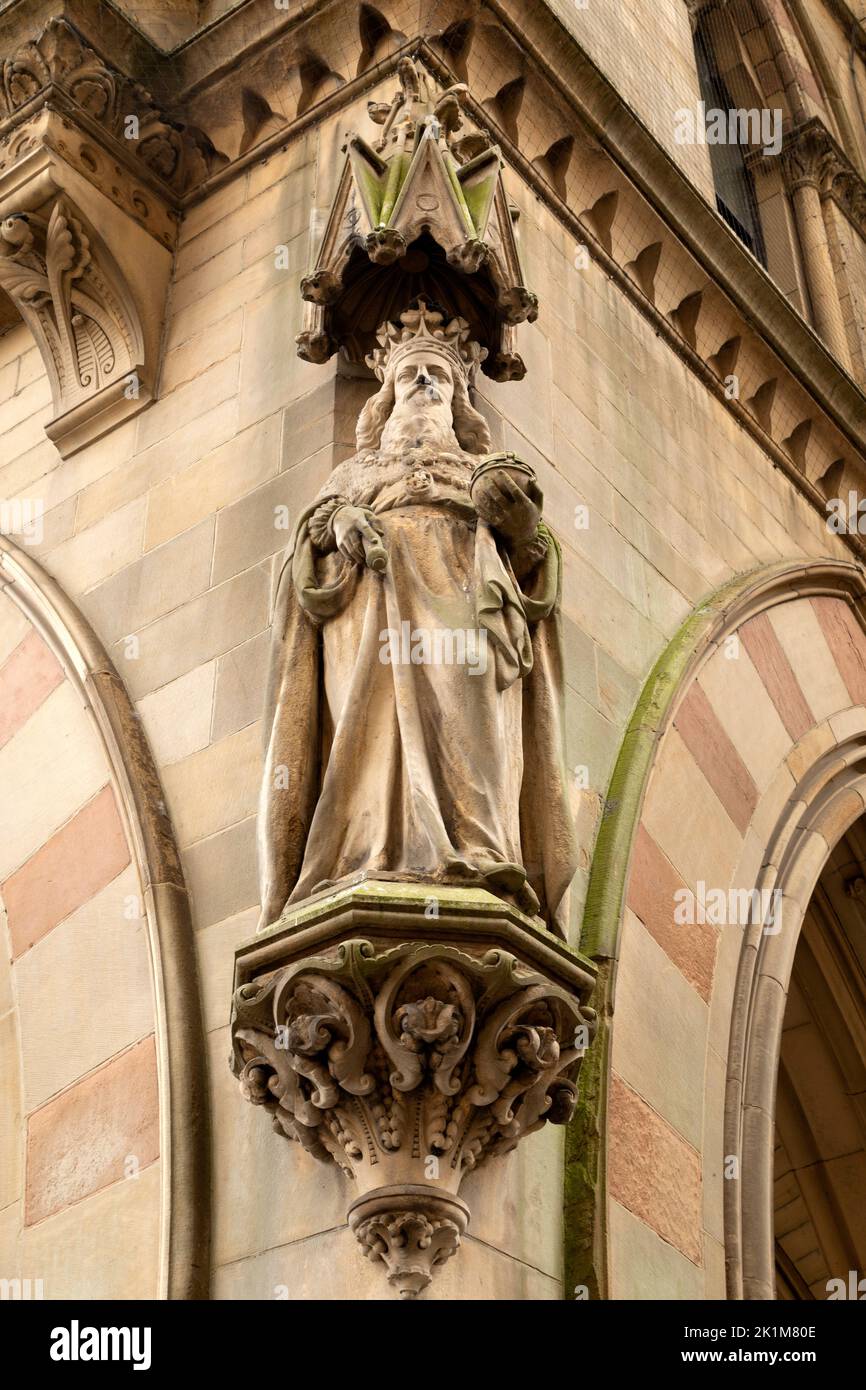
[230,883,597,1299]
[0,14,229,455]
[0,147,171,456]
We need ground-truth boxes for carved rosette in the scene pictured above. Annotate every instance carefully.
[231,937,596,1298]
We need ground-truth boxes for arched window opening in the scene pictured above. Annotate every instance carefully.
[774,821,866,1299]
[692,16,768,266]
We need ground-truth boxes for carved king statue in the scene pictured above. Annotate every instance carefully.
[233,66,597,1301]
[258,299,577,937]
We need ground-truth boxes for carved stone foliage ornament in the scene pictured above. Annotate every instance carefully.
[0,17,227,196]
[773,119,866,239]
[298,58,537,379]
[0,195,147,453]
[232,915,597,1298]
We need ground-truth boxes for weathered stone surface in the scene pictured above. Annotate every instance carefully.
[0,683,108,880]
[182,815,259,931]
[211,633,269,743]
[608,1199,704,1301]
[768,600,851,721]
[4,785,130,958]
[612,909,708,1150]
[19,1161,161,1301]
[0,1010,22,1210]
[673,683,758,835]
[627,824,718,1002]
[14,865,154,1110]
[607,1072,702,1265]
[0,630,64,752]
[137,662,216,768]
[25,1036,159,1225]
[741,613,814,741]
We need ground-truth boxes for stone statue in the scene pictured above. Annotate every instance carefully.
[258,300,577,936]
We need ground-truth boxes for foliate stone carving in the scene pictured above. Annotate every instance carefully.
[0,193,147,453]
[0,17,227,196]
[298,57,537,380]
[351,1190,467,1299]
[0,109,177,249]
[781,124,836,194]
[777,119,866,239]
[231,928,596,1298]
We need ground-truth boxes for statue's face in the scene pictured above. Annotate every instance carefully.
[391,350,456,413]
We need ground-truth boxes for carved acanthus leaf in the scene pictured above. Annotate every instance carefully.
[0,196,142,419]
[233,939,592,1172]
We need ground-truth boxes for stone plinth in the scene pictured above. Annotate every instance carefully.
[230,880,596,1299]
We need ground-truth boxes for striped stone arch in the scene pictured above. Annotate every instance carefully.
[0,536,208,1299]
[566,558,866,1301]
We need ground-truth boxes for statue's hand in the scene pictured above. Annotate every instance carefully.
[333,505,386,566]
[472,470,542,544]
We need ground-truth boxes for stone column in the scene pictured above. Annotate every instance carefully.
[784,128,852,371]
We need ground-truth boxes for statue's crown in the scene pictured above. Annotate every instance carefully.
[366,299,487,381]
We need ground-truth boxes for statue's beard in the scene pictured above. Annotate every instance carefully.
[378,393,461,455]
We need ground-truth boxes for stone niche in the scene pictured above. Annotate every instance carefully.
[227,57,598,1300]
[297,56,538,380]
[231,881,596,1299]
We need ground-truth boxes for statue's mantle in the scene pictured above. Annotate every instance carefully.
[230,880,596,1299]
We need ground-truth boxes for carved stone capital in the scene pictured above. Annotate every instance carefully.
[781,124,837,194]
[777,120,866,238]
[230,882,597,1298]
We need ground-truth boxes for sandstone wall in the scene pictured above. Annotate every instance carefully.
[0,60,856,1299]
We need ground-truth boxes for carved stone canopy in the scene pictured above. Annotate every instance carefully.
[298,58,538,381]
[230,881,597,1299]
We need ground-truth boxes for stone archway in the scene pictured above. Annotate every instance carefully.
[0,536,209,1299]
[730,798,866,1300]
[773,826,866,1301]
[567,557,866,1301]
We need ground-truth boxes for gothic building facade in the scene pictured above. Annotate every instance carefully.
[1,0,865,1302]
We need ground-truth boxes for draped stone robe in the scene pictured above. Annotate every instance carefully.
[258,444,577,938]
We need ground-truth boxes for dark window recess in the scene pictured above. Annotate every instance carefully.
[693,22,768,268]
